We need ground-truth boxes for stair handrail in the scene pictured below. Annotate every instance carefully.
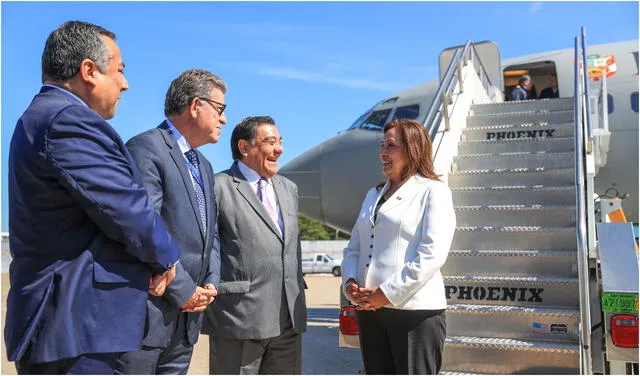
[422,40,494,140]
[573,31,593,375]
[598,70,609,133]
[422,45,463,137]
[581,27,594,154]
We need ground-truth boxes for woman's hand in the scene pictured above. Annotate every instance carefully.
[354,287,390,311]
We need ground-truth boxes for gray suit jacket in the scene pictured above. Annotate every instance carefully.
[126,122,221,348]
[202,162,307,339]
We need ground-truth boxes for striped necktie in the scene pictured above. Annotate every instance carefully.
[184,149,207,229]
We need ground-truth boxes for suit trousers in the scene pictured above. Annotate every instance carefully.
[115,312,194,375]
[16,352,122,375]
[356,307,446,375]
[208,319,301,375]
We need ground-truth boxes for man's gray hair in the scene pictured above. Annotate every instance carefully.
[518,74,531,85]
[42,21,116,82]
[164,69,227,117]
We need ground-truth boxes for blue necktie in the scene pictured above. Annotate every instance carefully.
[184,150,207,229]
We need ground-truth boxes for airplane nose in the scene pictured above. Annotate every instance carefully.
[279,144,324,222]
[280,129,384,233]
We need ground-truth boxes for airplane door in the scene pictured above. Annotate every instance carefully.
[439,41,503,89]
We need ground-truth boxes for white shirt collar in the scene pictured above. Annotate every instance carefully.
[237,161,271,186]
[43,84,88,107]
[165,119,192,154]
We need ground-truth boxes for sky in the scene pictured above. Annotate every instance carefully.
[1,1,638,231]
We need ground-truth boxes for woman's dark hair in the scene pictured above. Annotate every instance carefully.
[383,119,440,182]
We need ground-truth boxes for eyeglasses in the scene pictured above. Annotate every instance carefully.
[255,136,283,147]
[198,97,227,115]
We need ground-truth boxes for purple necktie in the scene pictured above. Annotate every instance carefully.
[257,177,280,234]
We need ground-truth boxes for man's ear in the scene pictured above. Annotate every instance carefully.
[189,97,200,119]
[78,59,98,86]
[238,139,250,156]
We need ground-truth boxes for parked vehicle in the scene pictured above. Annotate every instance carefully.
[302,253,342,276]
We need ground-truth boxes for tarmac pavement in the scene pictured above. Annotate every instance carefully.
[1,273,362,374]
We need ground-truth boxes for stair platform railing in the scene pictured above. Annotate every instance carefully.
[574,27,595,375]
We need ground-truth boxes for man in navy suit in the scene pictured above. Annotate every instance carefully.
[6,21,181,374]
[116,69,226,374]
[510,74,532,101]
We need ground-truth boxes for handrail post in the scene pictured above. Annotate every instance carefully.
[457,60,464,93]
[441,92,451,131]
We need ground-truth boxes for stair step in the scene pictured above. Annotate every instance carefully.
[462,122,573,141]
[451,185,575,206]
[466,110,574,127]
[449,167,575,187]
[458,136,575,154]
[444,250,577,278]
[454,205,576,226]
[470,98,574,115]
[452,226,577,251]
[446,304,580,342]
[443,275,579,308]
[453,151,573,171]
[442,336,579,374]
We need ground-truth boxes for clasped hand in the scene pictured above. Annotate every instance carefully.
[345,282,390,311]
[149,265,177,296]
[181,284,217,312]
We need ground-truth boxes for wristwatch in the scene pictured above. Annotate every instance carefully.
[342,278,356,296]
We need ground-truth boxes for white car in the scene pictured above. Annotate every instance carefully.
[302,253,342,276]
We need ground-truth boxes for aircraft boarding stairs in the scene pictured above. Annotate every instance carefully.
[440,97,582,374]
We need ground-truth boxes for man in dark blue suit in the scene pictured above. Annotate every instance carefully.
[116,69,226,374]
[6,21,181,374]
[510,74,532,101]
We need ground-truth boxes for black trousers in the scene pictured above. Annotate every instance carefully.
[356,307,446,375]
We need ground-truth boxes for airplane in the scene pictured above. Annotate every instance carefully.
[280,39,639,233]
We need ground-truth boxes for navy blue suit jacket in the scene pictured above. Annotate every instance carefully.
[5,86,181,363]
[510,86,529,101]
[125,123,221,347]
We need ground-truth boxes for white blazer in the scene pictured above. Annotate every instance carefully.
[342,174,456,310]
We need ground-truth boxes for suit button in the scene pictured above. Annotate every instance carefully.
[371,234,374,238]
[368,255,372,258]
[366,264,369,267]
[370,245,373,249]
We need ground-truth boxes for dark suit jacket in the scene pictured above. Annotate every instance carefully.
[510,86,529,101]
[6,86,180,363]
[539,87,559,99]
[126,123,220,347]
[202,163,307,339]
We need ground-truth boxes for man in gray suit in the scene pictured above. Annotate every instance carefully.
[203,116,307,374]
[116,69,226,374]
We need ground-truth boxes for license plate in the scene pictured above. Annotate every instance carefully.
[601,293,639,313]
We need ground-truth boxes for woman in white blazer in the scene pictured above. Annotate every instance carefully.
[341,119,456,374]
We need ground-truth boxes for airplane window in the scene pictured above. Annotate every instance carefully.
[347,111,371,130]
[607,94,614,114]
[360,109,392,130]
[631,92,639,113]
[393,104,420,120]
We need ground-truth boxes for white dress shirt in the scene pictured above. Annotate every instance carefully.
[342,174,456,310]
[165,119,203,195]
[237,161,284,235]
